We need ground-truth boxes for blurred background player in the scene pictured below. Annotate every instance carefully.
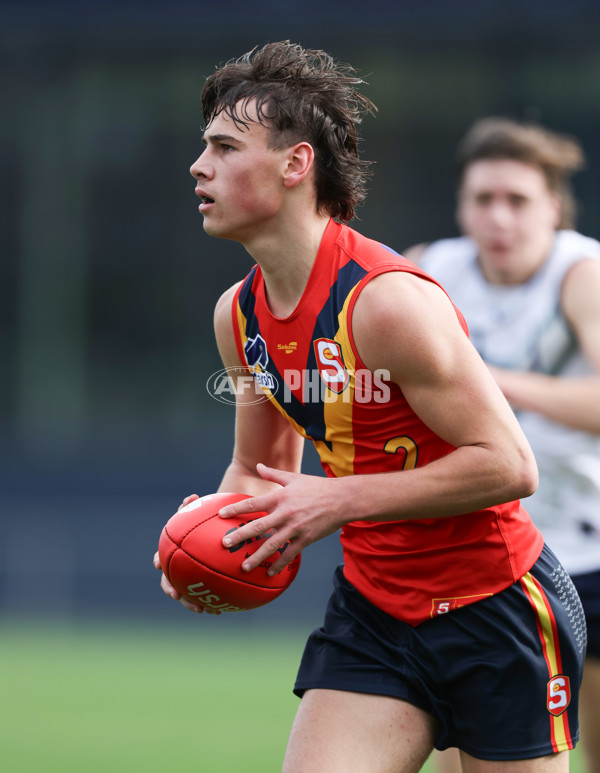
[406,117,600,773]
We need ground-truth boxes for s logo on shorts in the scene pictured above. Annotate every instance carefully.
[547,675,571,716]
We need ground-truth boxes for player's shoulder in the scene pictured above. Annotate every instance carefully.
[560,236,600,312]
[352,268,468,379]
[215,280,243,317]
[355,268,453,333]
[554,229,600,260]
[336,221,413,272]
[542,231,600,297]
[213,280,246,344]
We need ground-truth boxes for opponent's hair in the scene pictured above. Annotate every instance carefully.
[456,117,585,228]
[201,41,377,222]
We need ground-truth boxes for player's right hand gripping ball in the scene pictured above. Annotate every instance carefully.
[158,492,301,613]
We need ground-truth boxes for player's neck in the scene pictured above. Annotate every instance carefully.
[248,211,330,319]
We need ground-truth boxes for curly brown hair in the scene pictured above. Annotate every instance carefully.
[201,41,377,222]
[456,117,585,229]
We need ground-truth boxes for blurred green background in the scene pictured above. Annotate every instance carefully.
[1,1,598,770]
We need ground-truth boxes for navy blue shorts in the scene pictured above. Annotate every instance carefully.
[571,568,600,659]
[294,545,586,760]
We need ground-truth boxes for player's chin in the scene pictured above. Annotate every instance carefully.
[201,219,225,238]
[202,219,240,243]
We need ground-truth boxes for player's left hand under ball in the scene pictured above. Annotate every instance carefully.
[153,550,222,614]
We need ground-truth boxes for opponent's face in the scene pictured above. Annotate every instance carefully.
[457,159,561,284]
[190,103,292,245]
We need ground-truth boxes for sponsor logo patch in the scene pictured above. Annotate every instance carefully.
[277,341,298,354]
[244,333,278,394]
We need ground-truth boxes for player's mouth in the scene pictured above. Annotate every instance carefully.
[195,188,215,212]
[485,238,512,255]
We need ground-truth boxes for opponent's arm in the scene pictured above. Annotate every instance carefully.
[218,271,538,574]
[488,258,600,433]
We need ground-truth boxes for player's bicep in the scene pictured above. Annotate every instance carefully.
[353,272,525,451]
[400,333,518,452]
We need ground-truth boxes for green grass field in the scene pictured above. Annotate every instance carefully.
[0,621,586,773]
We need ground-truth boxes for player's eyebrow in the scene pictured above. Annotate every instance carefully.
[202,132,241,146]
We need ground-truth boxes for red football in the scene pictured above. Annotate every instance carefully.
[158,492,301,612]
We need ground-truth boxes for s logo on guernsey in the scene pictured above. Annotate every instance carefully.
[547,675,571,716]
[314,338,350,393]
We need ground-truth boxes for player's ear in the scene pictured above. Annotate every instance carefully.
[282,142,314,189]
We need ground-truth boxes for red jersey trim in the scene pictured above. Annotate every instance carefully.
[231,282,248,367]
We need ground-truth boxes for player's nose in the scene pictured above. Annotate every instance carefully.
[487,200,513,228]
[190,150,212,180]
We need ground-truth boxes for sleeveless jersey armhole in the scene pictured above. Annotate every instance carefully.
[345,264,469,369]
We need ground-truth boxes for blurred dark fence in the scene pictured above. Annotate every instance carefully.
[2,0,600,624]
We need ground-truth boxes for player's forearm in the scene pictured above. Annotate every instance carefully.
[337,444,538,524]
[218,458,282,498]
[491,367,600,433]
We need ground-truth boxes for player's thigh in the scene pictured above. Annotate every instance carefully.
[434,747,462,773]
[460,750,569,773]
[580,655,600,718]
[282,688,437,773]
[579,656,600,773]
